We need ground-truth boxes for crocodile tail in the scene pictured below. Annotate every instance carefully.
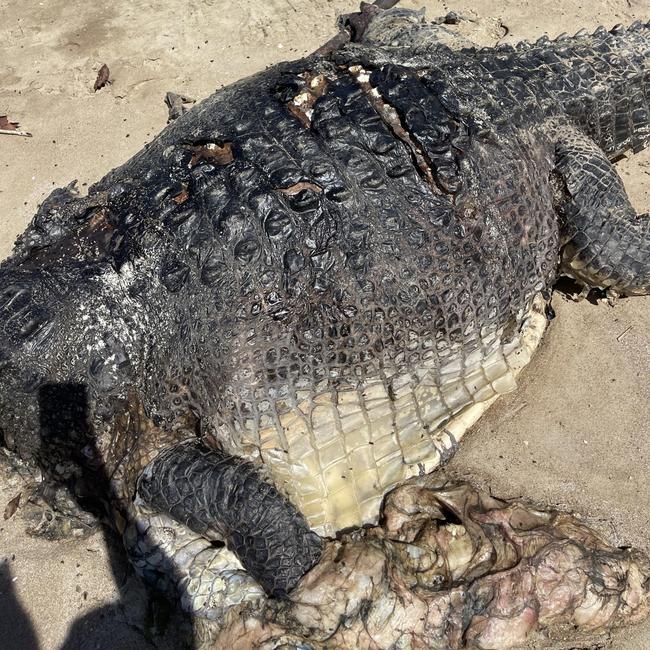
[566,21,650,159]
[538,21,650,158]
[438,21,649,160]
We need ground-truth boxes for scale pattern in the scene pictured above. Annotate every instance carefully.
[555,128,650,294]
[138,441,322,596]
[0,14,649,607]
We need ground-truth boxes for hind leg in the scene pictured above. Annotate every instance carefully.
[353,5,474,50]
[553,128,650,298]
[135,441,322,599]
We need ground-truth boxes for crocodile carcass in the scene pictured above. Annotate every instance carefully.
[1,3,649,647]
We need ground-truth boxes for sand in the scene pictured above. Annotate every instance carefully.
[0,0,648,648]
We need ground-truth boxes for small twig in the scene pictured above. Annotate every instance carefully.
[504,402,528,421]
[616,326,632,342]
[0,128,32,137]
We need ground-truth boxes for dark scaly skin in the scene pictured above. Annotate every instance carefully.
[138,441,322,597]
[0,3,649,628]
[554,129,650,295]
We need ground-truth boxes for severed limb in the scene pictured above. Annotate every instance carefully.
[314,1,474,56]
[314,0,401,55]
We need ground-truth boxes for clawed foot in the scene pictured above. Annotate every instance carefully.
[1,448,98,540]
[21,484,99,540]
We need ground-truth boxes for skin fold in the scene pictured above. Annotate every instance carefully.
[211,478,650,649]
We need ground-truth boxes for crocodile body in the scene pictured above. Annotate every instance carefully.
[1,5,649,637]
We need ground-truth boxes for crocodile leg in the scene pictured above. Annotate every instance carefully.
[136,441,322,598]
[553,128,650,296]
[123,509,265,620]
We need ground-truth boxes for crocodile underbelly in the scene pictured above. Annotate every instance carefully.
[252,295,547,537]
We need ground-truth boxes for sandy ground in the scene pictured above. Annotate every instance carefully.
[0,0,649,648]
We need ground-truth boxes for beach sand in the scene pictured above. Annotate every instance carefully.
[1,1,648,647]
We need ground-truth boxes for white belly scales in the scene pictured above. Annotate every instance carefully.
[255,295,547,537]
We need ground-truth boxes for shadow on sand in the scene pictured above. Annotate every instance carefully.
[0,564,40,650]
[30,383,193,650]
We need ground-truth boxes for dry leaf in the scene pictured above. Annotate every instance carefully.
[189,142,234,167]
[172,185,190,204]
[94,64,110,91]
[0,115,32,137]
[4,493,21,520]
[0,115,19,131]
